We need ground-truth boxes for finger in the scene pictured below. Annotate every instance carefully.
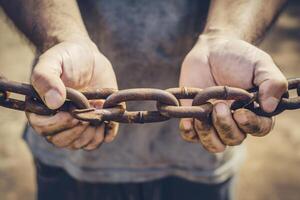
[89,99,119,143]
[83,125,105,151]
[104,121,119,143]
[71,126,96,149]
[212,102,246,146]
[179,118,199,142]
[179,99,199,143]
[26,112,79,136]
[31,52,66,109]
[48,123,89,148]
[193,118,226,153]
[254,52,288,113]
[233,108,273,137]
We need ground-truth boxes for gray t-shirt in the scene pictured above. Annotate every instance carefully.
[24,0,245,183]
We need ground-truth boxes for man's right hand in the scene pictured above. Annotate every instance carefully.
[26,37,119,151]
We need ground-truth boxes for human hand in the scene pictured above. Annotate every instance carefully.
[179,33,287,153]
[27,37,118,150]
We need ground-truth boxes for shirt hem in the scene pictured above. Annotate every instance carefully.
[30,145,245,184]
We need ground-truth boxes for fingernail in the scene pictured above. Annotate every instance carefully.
[180,120,192,131]
[44,89,63,109]
[262,97,279,113]
[184,131,197,140]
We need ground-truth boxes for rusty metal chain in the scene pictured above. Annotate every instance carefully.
[1,75,300,124]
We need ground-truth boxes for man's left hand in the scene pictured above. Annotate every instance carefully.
[179,33,287,153]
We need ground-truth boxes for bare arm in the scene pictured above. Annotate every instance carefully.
[204,0,288,43]
[0,0,88,51]
[0,0,119,150]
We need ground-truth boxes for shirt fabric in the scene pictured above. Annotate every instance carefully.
[35,159,236,200]
[24,0,245,184]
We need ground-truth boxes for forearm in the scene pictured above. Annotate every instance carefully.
[0,0,88,52]
[203,0,287,44]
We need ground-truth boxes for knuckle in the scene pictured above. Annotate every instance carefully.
[234,109,261,132]
[213,115,231,132]
[199,139,226,153]
[270,78,288,93]
[51,134,71,148]
[65,116,77,125]
[216,121,245,145]
[213,109,246,145]
[239,122,261,135]
[277,79,288,93]
[194,119,211,133]
[252,118,274,137]
[197,130,226,153]
[241,122,261,133]
[31,68,48,87]
[76,132,94,146]
[218,130,246,146]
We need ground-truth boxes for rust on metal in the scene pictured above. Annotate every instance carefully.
[157,103,213,119]
[157,87,212,119]
[103,88,179,108]
[66,88,90,109]
[192,86,254,106]
[1,75,300,124]
[101,88,178,123]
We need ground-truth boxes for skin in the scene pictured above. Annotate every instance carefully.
[0,0,288,152]
[180,0,288,153]
[1,0,119,150]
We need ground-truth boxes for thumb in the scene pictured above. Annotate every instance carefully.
[31,54,66,109]
[254,54,288,113]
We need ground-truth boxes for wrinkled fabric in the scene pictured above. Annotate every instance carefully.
[24,0,245,183]
[35,158,236,200]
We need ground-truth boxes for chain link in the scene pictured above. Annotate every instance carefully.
[1,75,300,124]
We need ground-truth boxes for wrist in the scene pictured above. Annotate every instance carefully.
[37,30,90,53]
[202,27,241,39]
[201,26,255,44]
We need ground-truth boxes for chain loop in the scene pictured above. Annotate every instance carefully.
[157,87,212,119]
[1,75,300,124]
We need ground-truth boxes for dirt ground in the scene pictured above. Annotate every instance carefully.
[0,3,300,200]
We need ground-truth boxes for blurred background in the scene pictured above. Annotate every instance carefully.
[0,2,299,200]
